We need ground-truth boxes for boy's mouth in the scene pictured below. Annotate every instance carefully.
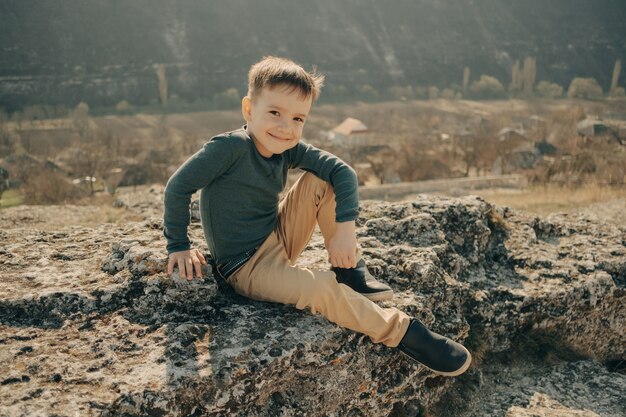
[268,132,292,141]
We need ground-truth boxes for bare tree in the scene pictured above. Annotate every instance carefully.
[71,102,91,138]
[510,60,523,93]
[68,123,117,195]
[523,56,537,96]
[0,166,8,206]
[156,64,168,113]
[457,135,478,176]
[364,147,398,184]
[610,60,622,96]
[0,113,19,158]
[462,67,471,94]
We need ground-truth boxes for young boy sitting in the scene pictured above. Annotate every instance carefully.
[163,56,471,377]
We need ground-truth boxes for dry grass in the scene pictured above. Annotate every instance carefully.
[74,193,145,226]
[0,189,23,209]
[24,205,146,231]
[474,183,626,217]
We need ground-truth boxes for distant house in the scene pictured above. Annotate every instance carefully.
[577,119,609,137]
[576,118,626,144]
[528,115,547,128]
[492,128,542,175]
[326,117,381,147]
[498,127,528,143]
[331,117,368,139]
[0,154,67,187]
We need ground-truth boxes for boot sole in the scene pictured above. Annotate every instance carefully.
[360,289,394,302]
[399,345,472,377]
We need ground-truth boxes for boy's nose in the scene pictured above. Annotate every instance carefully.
[277,119,290,132]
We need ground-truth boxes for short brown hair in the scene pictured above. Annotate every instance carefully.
[247,56,325,101]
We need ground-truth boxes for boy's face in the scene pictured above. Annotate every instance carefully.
[242,85,312,158]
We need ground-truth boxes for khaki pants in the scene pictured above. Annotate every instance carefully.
[227,173,410,347]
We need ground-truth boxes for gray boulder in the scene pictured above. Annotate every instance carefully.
[0,192,623,416]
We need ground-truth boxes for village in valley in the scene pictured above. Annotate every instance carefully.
[1,93,625,216]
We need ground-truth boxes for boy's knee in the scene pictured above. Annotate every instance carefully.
[300,172,329,188]
[297,172,334,203]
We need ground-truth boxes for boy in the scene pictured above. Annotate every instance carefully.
[163,56,471,376]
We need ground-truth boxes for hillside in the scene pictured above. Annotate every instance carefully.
[1,0,625,110]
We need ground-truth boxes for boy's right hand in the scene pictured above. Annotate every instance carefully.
[167,249,207,280]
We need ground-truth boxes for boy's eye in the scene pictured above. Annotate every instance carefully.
[294,117,305,123]
[269,110,279,116]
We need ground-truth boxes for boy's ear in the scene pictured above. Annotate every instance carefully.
[241,96,252,122]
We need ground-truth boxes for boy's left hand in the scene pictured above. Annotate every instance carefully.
[328,221,358,268]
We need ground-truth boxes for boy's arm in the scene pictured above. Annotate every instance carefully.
[286,143,360,267]
[163,136,239,279]
[286,142,359,221]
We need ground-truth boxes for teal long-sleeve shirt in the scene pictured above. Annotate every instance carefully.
[163,127,359,264]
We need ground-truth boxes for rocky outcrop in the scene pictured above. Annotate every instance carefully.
[0,187,624,416]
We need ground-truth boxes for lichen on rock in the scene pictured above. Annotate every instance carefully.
[0,188,624,416]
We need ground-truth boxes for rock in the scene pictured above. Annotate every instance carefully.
[506,393,602,417]
[434,356,626,417]
[0,188,624,416]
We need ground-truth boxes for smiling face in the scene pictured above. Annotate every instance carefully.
[242,85,313,158]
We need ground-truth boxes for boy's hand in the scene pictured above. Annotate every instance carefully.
[167,248,207,280]
[327,221,358,268]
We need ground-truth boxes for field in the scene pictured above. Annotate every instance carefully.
[473,183,626,216]
[1,97,625,224]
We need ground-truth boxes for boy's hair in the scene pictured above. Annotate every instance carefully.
[247,56,325,102]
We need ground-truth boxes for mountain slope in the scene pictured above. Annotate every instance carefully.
[1,0,625,110]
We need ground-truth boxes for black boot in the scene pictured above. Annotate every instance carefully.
[397,319,472,376]
[332,259,394,301]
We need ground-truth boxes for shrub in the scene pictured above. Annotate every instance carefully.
[326,84,348,101]
[22,171,85,204]
[388,85,414,100]
[469,75,506,99]
[571,152,596,174]
[441,88,457,100]
[356,84,379,101]
[535,81,563,98]
[414,86,430,99]
[21,105,47,124]
[212,88,240,109]
[567,78,603,99]
[115,100,133,114]
[428,86,439,99]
